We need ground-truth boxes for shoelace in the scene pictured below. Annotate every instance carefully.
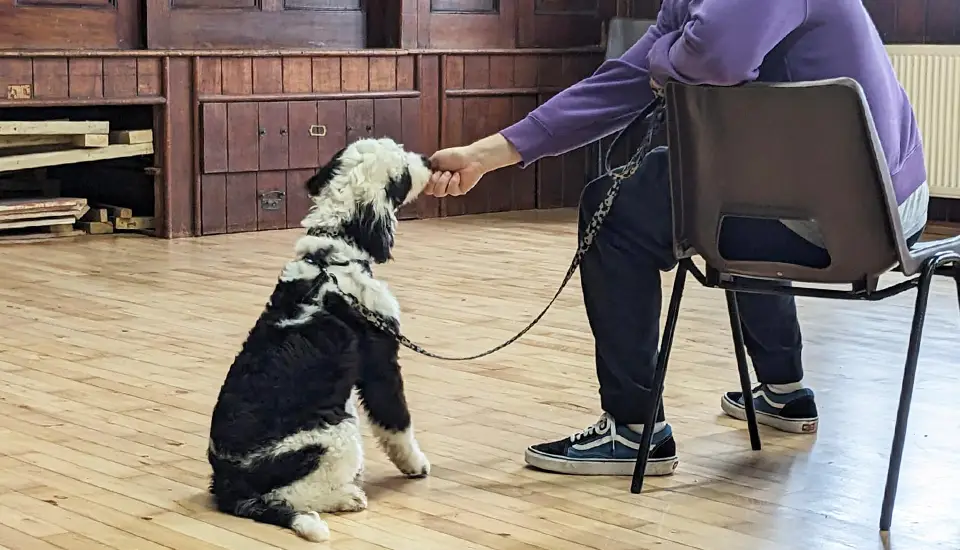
[570,414,613,442]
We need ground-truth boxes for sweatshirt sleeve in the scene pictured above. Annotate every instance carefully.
[499,10,677,167]
[648,0,808,86]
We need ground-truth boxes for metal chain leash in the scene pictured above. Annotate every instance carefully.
[336,97,667,361]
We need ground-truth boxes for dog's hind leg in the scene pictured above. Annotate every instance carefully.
[270,418,369,514]
[357,337,430,478]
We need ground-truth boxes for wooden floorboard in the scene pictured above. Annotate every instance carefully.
[0,209,958,549]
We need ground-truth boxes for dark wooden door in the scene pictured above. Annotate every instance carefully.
[145,0,366,49]
[517,0,618,48]
[421,0,516,48]
[0,0,140,49]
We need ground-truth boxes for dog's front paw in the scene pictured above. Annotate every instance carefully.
[400,450,430,478]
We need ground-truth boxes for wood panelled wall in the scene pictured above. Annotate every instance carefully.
[177,51,601,238]
[0,50,601,238]
[2,0,960,238]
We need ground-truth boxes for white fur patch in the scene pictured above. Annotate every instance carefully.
[267,414,367,514]
[371,424,431,478]
[291,511,330,542]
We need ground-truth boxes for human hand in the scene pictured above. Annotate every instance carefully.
[424,146,485,197]
[425,133,522,198]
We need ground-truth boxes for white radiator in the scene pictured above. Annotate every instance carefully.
[886,45,960,198]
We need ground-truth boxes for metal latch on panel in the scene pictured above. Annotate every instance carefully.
[259,190,285,211]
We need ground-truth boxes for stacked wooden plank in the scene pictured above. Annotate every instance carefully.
[0,197,89,240]
[0,122,154,173]
[0,125,156,241]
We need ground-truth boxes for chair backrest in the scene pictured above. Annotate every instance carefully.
[605,18,656,60]
[664,78,910,285]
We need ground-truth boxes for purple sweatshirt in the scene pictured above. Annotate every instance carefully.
[500,0,926,204]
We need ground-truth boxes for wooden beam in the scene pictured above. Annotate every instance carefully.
[109,130,153,145]
[0,121,110,136]
[114,216,155,231]
[0,143,154,173]
[0,135,71,149]
[71,134,109,148]
[0,215,75,230]
[78,221,114,234]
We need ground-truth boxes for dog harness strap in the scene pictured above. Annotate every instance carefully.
[330,98,668,361]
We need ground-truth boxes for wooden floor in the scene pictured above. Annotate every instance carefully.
[1,209,959,550]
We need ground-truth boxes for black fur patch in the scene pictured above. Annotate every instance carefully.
[384,169,413,209]
[342,203,394,264]
[305,148,345,196]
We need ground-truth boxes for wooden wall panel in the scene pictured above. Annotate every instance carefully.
[288,101,322,170]
[518,0,618,48]
[258,102,290,172]
[0,57,162,102]
[166,57,196,238]
[194,54,432,235]
[287,169,316,226]
[420,0,516,48]
[857,0,960,43]
[442,54,543,216]
[256,171,288,231]
[145,0,365,49]
[0,2,140,49]
[415,55,442,219]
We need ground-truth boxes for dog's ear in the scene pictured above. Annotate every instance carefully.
[344,203,394,263]
[306,147,346,196]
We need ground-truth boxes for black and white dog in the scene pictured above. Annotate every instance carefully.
[207,138,433,542]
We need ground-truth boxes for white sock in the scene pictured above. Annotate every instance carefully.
[766,382,804,394]
[626,421,667,434]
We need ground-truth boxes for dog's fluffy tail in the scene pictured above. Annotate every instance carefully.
[210,470,329,542]
[232,494,329,542]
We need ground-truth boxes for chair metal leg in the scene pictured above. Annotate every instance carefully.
[725,290,762,451]
[879,264,937,531]
[954,263,960,314]
[631,261,688,494]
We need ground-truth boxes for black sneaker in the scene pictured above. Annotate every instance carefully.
[722,384,819,434]
[524,413,679,476]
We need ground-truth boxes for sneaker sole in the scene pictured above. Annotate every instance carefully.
[524,447,679,476]
[721,394,818,434]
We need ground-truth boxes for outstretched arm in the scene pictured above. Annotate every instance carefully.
[425,6,684,197]
[500,16,670,167]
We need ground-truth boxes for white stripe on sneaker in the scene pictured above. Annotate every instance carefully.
[761,392,787,410]
[571,433,643,452]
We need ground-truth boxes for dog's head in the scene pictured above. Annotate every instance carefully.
[301,138,431,264]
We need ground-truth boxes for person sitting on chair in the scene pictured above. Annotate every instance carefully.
[424,0,929,477]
